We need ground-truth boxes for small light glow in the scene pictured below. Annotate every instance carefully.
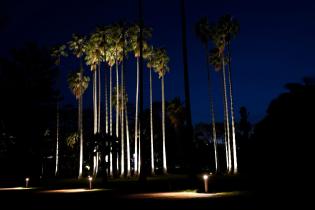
[88,176,92,181]
[203,174,208,180]
[25,177,29,181]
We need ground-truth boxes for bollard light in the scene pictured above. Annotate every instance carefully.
[25,177,29,188]
[88,176,93,190]
[203,174,208,193]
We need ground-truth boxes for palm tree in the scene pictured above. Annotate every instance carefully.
[153,48,170,174]
[105,44,116,176]
[144,45,155,175]
[209,47,231,173]
[128,24,152,175]
[195,17,219,173]
[67,70,90,178]
[218,15,240,174]
[51,44,68,176]
[107,24,125,175]
[112,86,128,176]
[85,37,102,135]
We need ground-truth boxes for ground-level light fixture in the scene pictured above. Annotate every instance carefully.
[88,176,93,190]
[203,174,208,193]
[25,177,29,188]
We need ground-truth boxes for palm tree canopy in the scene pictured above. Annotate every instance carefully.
[85,36,102,71]
[68,34,86,58]
[218,15,240,42]
[167,97,185,129]
[195,17,211,46]
[128,24,152,58]
[67,69,90,99]
[152,48,170,78]
[208,48,223,72]
[51,44,68,65]
[106,23,125,63]
[144,45,154,69]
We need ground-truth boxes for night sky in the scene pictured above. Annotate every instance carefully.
[1,0,315,124]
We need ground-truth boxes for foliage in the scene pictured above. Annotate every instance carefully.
[66,132,79,149]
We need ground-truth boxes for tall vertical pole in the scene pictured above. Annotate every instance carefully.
[138,0,146,182]
[180,0,194,173]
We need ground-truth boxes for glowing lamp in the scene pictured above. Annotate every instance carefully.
[25,177,29,188]
[203,174,208,193]
[88,176,93,190]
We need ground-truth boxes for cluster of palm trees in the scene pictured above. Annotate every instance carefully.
[195,15,239,174]
[51,21,170,179]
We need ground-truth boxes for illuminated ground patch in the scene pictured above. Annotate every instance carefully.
[41,188,108,193]
[0,187,34,191]
[126,191,243,199]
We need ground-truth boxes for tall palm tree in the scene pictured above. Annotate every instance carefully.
[218,15,240,174]
[153,48,170,174]
[105,45,116,176]
[67,70,90,178]
[107,24,124,175]
[68,34,92,178]
[209,47,231,173]
[144,45,155,175]
[112,86,128,175]
[84,39,99,135]
[128,24,152,175]
[209,22,233,173]
[51,44,68,176]
[195,17,219,173]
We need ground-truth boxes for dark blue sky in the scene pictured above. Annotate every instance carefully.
[1,0,315,124]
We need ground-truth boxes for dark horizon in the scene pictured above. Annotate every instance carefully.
[1,0,315,124]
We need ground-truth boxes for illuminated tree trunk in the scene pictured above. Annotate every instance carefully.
[205,48,218,173]
[105,67,108,134]
[222,57,232,173]
[134,57,139,175]
[98,64,101,133]
[115,60,120,174]
[120,64,125,177]
[125,104,131,176]
[55,102,59,176]
[227,42,238,174]
[161,76,167,174]
[109,66,113,176]
[150,68,155,175]
[93,70,97,134]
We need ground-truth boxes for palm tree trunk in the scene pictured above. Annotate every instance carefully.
[109,66,113,176]
[180,0,194,175]
[125,104,131,176]
[78,97,83,178]
[134,57,139,175]
[227,42,238,174]
[138,123,141,175]
[55,102,59,176]
[161,76,167,174]
[115,60,120,175]
[105,66,108,134]
[120,64,125,177]
[93,70,97,134]
[222,57,232,173]
[150,68,155,175]
[221,72,229,172]
[98,63,101,133]
[205,47,218,173]
[116,61,119,138]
